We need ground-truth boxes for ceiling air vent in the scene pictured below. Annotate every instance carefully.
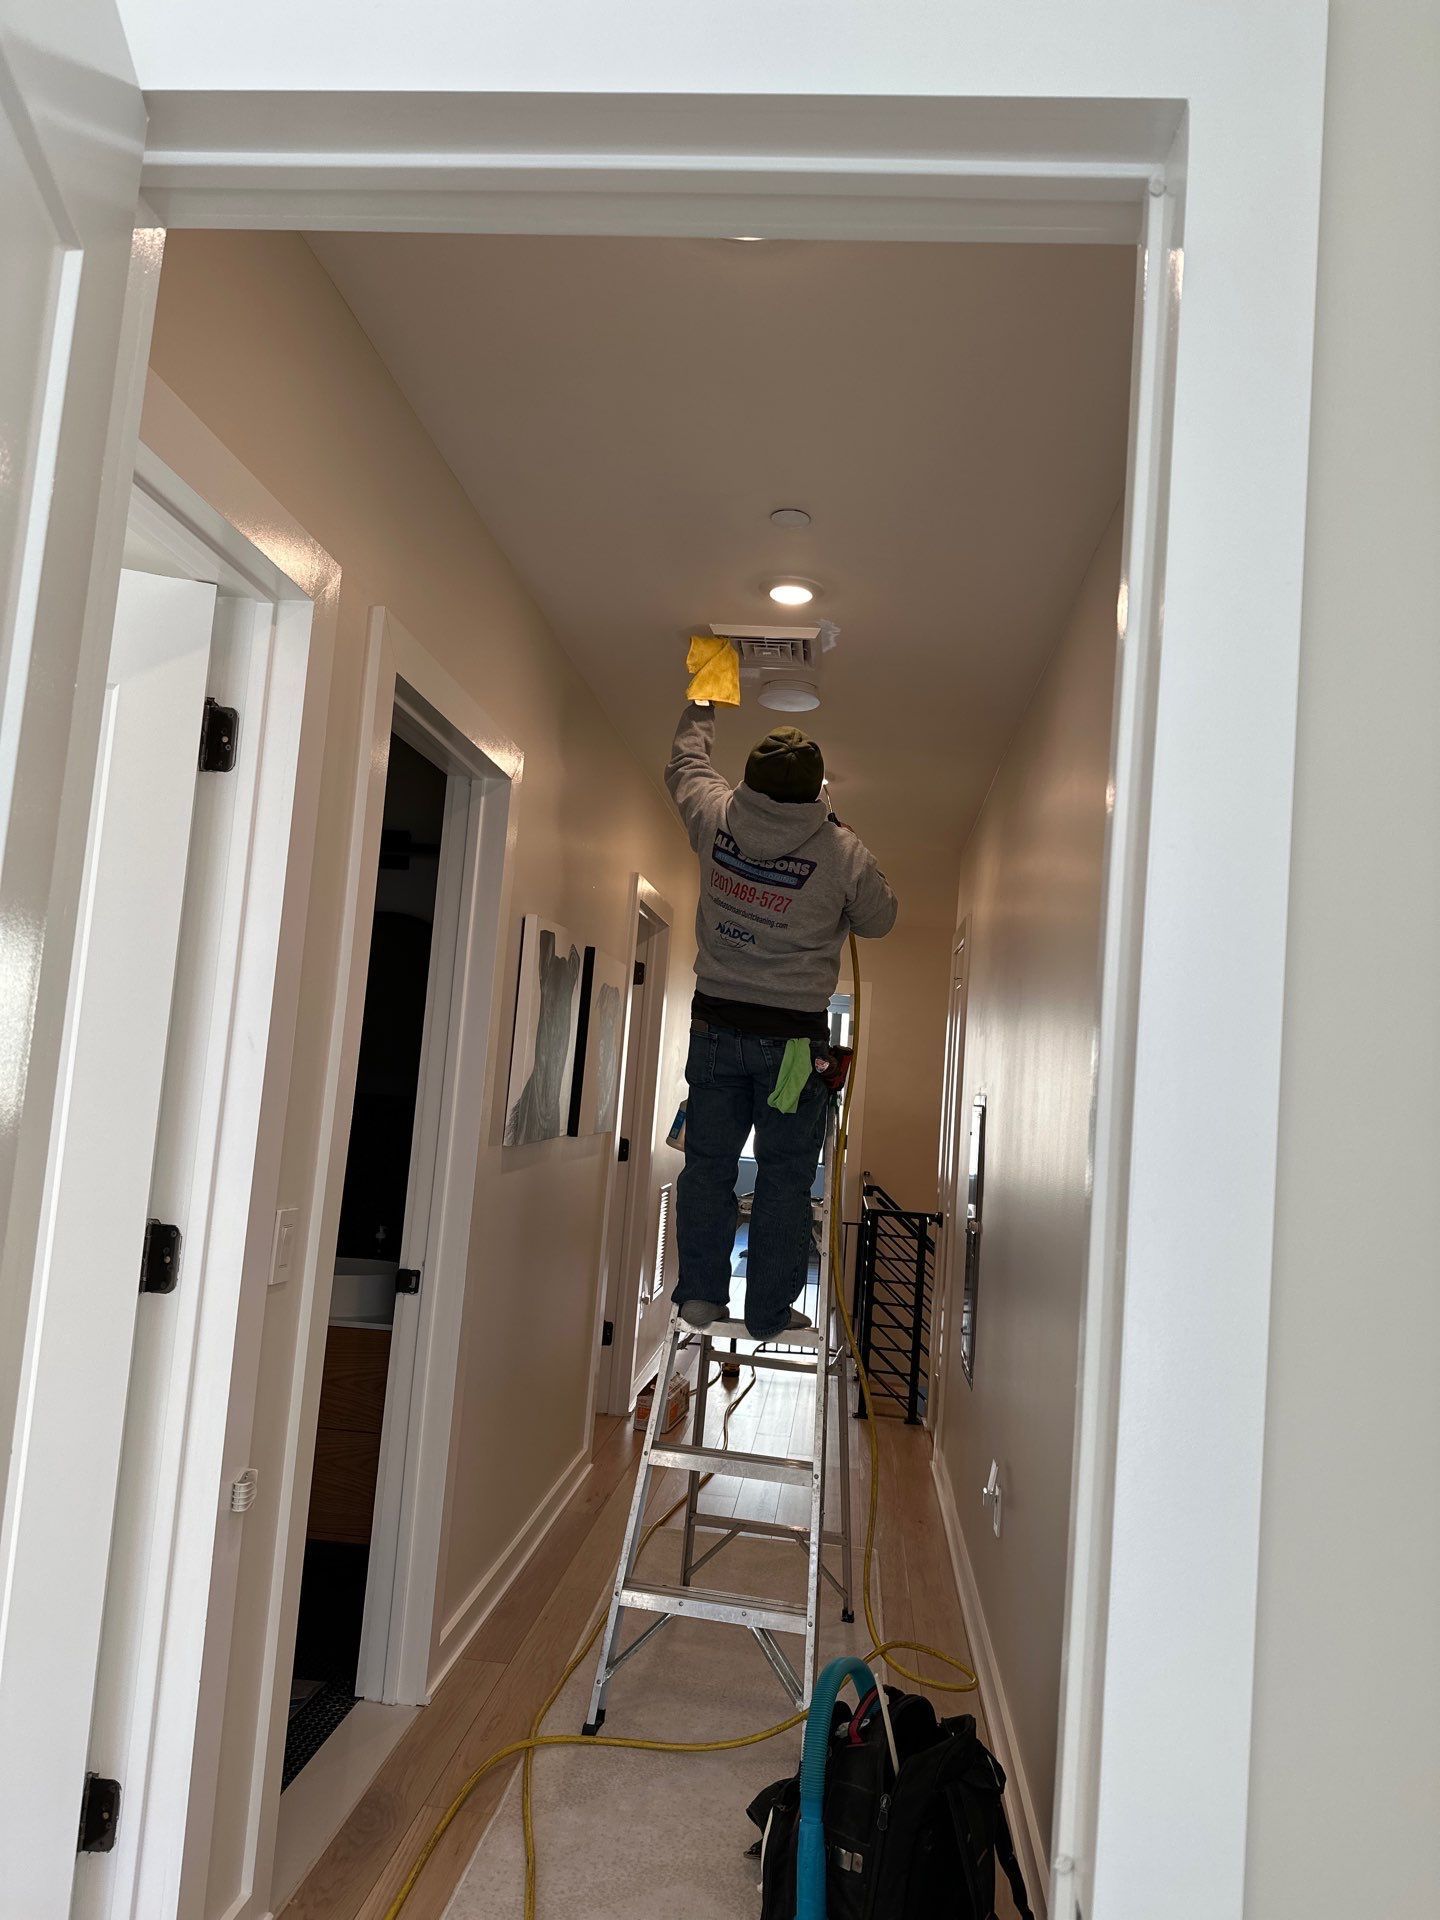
[738,634,814,671]
[709,623,836,674]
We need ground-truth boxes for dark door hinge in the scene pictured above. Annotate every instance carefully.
[77,1773,121,1853]
[395,1267,422,1295]
[198,697,239,772]
[601,1319,614,1347]
[632,960,646,986]
[140,1220,182,1295]
[617,1137,630,1163]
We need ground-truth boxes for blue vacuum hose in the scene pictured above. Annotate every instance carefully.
[795,1655,879,1920]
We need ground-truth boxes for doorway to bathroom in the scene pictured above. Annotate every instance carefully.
[262,611,519,1901]
[284,731,449,1785]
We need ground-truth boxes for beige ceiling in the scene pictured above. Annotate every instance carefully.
[307,234,1134,921]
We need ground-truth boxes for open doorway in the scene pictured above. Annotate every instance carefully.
[596,881,673,1418]
[258,610,518,1910]
[284,732,449,1784]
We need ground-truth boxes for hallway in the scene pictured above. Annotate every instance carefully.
[278,1363,1011,1919]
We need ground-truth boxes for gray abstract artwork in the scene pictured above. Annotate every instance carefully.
[504,916,582,1146]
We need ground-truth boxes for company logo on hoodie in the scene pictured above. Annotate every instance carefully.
[715,920,758,946]
[710,830,817,890]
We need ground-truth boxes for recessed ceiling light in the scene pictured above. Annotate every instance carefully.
[769,582,815,607]
[727,235,764,243]
[770,507,811,529]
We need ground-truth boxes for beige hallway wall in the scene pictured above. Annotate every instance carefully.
[854,915,951,1206]
[934,505,1121,1849]
[145,230,701,1908]
[147,228,964,1909]
[1246,3,1440,1913]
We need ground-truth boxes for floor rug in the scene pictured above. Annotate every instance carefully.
[445,1516,875,1919]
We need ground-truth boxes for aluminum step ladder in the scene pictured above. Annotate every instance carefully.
[583,1110,854,1732]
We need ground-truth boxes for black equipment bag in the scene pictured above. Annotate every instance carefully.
[746,1686,1033,1920]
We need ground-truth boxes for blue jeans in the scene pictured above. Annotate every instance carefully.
[675,1022,829,1338]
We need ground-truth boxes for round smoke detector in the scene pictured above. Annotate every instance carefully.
[758,677,821,713]
[769,507,811,529]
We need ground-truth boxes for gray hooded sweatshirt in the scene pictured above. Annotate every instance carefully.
[665,703,898,1011]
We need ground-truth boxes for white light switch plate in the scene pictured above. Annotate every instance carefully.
[269,1206,299,1288]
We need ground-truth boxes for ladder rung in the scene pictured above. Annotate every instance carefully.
[619,1581,809,1636]
[691,1512,845,1548]
[694,1318,822,1346]
[649,1443,814,1485]
[697,1349,821,1376]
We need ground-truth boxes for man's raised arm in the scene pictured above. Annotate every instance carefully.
[665,701,731,849]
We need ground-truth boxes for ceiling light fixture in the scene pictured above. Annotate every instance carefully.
[727,234,764,243]
[768,582,815,607]
[769,507,811,529]
[759,677,821,713]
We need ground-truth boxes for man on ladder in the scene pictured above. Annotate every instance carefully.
[664,694,897,1336]
[583,684,896,1735]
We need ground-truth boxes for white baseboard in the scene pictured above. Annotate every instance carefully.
[215,1893,273,1920]
[430,1442,591,1690]
[931,1445,1051,1920]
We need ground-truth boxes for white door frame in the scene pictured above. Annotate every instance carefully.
[835,972,872,1230]
[930,923,972,1454]
[593,876,673,1419]
[71,453,327,1920]
[0,25,1328,1919]
[136,96,1321,1915]
[345,608,522,1707]
[222,605,518,1909]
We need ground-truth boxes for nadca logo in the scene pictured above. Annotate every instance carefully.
[715,921,757,946]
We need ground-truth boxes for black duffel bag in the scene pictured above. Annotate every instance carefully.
[746,1685,1033,1920]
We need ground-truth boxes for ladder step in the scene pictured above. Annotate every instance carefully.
[697,1318,821,1346]
[649,1443,815,1485]
[618,1581,809,1636]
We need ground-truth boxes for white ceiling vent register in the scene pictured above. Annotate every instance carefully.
[708,621,840,674]
[708,622,839,714]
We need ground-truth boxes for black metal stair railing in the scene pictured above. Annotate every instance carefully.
[850,1174,942,1424]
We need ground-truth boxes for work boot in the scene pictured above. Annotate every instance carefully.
[749,1307,814,1339]
[680,1299,727,1330]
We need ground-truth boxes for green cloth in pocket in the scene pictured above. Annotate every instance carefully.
[766,1037,814,1115]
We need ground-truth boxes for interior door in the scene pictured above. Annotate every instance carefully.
[0,20,151,1903]
[74,590,276,1920]
[0,571,217,1916]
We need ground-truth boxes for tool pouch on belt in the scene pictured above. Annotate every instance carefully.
[811,1043,854,1094]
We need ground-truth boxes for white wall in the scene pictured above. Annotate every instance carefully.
[1246,5,1440,1914]
[935,508,1120,1849]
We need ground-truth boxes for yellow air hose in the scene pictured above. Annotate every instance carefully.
[382,934,976,1920]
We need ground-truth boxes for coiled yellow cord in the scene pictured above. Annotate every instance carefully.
[382,934,975,1919]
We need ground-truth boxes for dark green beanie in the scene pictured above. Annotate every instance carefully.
[744,726,825,804]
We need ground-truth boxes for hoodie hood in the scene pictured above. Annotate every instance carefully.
[726,782,830,860]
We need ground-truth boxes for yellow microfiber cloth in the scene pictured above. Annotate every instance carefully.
[685,633,741,706]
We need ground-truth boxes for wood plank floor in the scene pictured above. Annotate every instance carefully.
[278,1356,991,1920]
